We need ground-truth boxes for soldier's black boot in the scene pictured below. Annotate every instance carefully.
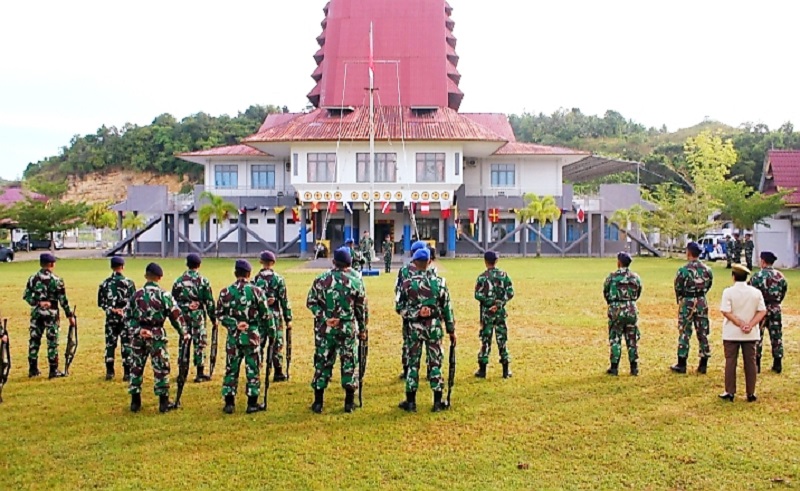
[246,395,266,414]
[670,357,687,374]
[194,365,211,383]
[772,357,782,374]
[344,389,356,413]
[28,359,40,378]
[273,360,287,382]
[606,362,619,376]
[130,393,142,413]
[630,361,639,376]
[122,365,131,382]
[399,391,417,412]
[48,363,65,379]
[502,362,512,379]
[158,394,172,413]
[223,394,236,414]
[105,362,115,381]
[697,357,709,375]
[431,390,447,412]
[474,362,487,379]
[311,389,324,414]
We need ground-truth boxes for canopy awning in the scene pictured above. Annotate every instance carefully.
[563,155,642,183]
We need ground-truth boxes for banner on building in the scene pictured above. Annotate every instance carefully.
[292,207,300,222]
[381,201,391,214]
[311,202,320,213]
[344,201,353,214]
[420,201,430,215]
[488,208,500,223]
[273,206,286,215]
[328,201,338,214]
[440,201,451,220]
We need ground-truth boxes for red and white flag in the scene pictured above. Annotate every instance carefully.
[328,201,338,214]
[440,201,451,220]
[420,201,430,215]
[381,201,391,214]
[577,208,585,223]
[468,208,479,224]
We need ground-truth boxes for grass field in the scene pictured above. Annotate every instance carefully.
[0,256,798,490]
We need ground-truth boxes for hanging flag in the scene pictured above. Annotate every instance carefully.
[311,202,320,213]
[292,207,300,222]
[381,201,391,214]
[260,206,270,216]
[577,208,585,223]
[273,206,286,215]
[441,201,451,220]
[238,207,246,215]
[409,202,416,215]
[420,201,430,215]
[328,201,338,214]
[468,208,479,224]
[395,202,404,213]
[489,208,501,223]
[363,202,369,212]
[344,201,353,214]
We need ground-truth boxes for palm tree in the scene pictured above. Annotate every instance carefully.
[122,213,146,258]
[198,191,238,258]
[517,194,561,257]
[86,202,116,248]
[609,205,645,252]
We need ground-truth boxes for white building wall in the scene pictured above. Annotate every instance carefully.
[463,156,563,197]
[203,158,291,197]
[755,217,796,268]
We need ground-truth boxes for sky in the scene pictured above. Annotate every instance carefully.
[1,0,798,180]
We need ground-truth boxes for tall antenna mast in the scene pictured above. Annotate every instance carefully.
[368,21,376,248]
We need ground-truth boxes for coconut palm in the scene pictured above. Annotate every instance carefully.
[517,194,561,257]
[198,191,238,257]
[609,204,645,252]
[122,213,146,258]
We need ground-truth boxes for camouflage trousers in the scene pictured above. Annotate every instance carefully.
[260,318,284,367]
[182,310,208,368]
[757,307,783,360]
[677,298,710,359]
[384,256,392,273]
[222,340,260,398]
[311,323,359,391]
[104,318,132,367]
[400,320,411,369]
[28,314,60,365]
[406,322,444,393]
[607,305,639,364]
[478,319,511,365]
[128,336,171,396]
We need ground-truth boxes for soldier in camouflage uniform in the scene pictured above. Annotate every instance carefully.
[743,233,755,270]
[382,235,394,273]
[345,238,364,274]
[474,251,515,379]
[732,233,743,265]
[97,256,136,381]
[23,253,76,379]
[127,263,189,413]
[254,250,293,382]
[603,252,642,376]
[360,231,374,270]
[670,242,714,374]
[749,251,788,374]
[725,235,734,269]
[217,260,271,414]
[171,254,217,383]
[306,247,368,414]
[396,247,456,412]
[395,241,431,379]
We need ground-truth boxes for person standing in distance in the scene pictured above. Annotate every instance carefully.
[97,256,136,381]
[671,242,714,375]
[749,251,788,374]
[474,251,515,379]
[603,252,642,376]
[23,253,76,379]
[718,264,766,402]
[383,234,394,273]
[360,231,374,271]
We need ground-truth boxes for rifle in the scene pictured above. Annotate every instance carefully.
[172,335,191,409]
[0,319,10,404]
[209,322,219,378]
[64,308,78,376]
[285,324,292,380]
[446,340,456,409]
[262,335,275,409]
[358,330,368,408]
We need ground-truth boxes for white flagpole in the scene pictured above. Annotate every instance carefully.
[368,21,376,254]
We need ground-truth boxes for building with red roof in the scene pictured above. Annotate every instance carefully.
[754,150,800,267]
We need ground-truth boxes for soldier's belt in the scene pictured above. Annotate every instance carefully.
[139,321,165,328]
[680,294,705,299]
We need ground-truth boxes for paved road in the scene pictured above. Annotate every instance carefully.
[9,248,105,262]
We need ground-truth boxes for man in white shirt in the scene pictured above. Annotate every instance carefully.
[719,264,767,402]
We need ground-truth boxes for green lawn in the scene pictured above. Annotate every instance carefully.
[0,257,798,490]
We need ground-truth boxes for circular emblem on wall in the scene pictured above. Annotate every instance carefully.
[421,192,430,200]
[324,192,332,201]
[373,191,381,200]
[304,192,313,201]
[442,191,450,200]
[395,192,403,200]
[383,191,391,200]
[362,192,370,201]
[411,192,420,201]
[351,191,359,200]
[314,192,322,201]
[432,192,440,200]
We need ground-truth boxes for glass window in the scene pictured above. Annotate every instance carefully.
[455,152,461,176]
[491,219,516,243]
[491,164,516,187]
[249,218,258,225]
[214,165,238,189]
[605,223,620,241]
[292,153,298,176]
[357,153,397,182]
[416,218,440,241]
[416,153,446,182]
[567,222,585,242]
[528,222,553,242]
[307,153,337,182]
[251,164,276,189]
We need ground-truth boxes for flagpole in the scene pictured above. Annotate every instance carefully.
[368,21,376,253]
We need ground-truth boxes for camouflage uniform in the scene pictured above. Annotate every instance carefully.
[396,270,455,393]
[732,239,743,264]
[349,246,365,273]
[306,269,368,392]
[216,279,271,398]
[744,238,755,270]
[127,282,186,396]
[253,267,293,369]
[360,236,374,269]
[382,239,394,273]
[603,267,642,365]
[749,267,788,363]
[674,259,714,361]
[725,237,734,268]
[171,270,216,368]
[396,262,417,373]
[474,267,515,366]
[23,269,74,367]
[97,272,136,370]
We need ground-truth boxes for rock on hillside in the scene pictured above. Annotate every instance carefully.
[64,170,192,204]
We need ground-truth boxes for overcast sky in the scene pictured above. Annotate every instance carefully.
[1,0,797,180]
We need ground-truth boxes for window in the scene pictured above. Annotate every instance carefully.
[249,218,259,225]
[567,222,584,242]
[605,223,620,241]
[251,165,276,189]
[292,153,298,177]
[528,222,553,242]
[455,152,461,176]
[214,165,238,189]
[491,219,516,242]
[416,153,445,182]
[266,218,276,224]
[416,218,440,241]
[229,218,239,225]
[188,218,195,225]
[491,164,515,187]
[307,153,337,182]
[357,153,397,182]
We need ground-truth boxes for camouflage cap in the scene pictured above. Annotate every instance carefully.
[260,250,276,263]
[110,256,125,268]
[333,247,352,266]
[186,253,202,268]
[760,251,777,263]
[146,262,164,277]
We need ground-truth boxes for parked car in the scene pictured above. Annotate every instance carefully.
[698,235,726,261]
[0,245,14,262]
[13,234,64,251]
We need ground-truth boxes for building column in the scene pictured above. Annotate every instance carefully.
[403,212,411,254]
[447,214,456,258]
[559,213,567,257]
[160,214,167,258]
[599,213,606,257]
[183,212,190,254]
[587,213,593,258]
[299,209,308,258]
[522,221,528,257]
[238,212,246,255]
[172,213,179,257]
[117,212,124,242]
[276,210,285,250]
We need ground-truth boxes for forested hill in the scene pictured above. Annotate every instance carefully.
[22,105,800,191]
